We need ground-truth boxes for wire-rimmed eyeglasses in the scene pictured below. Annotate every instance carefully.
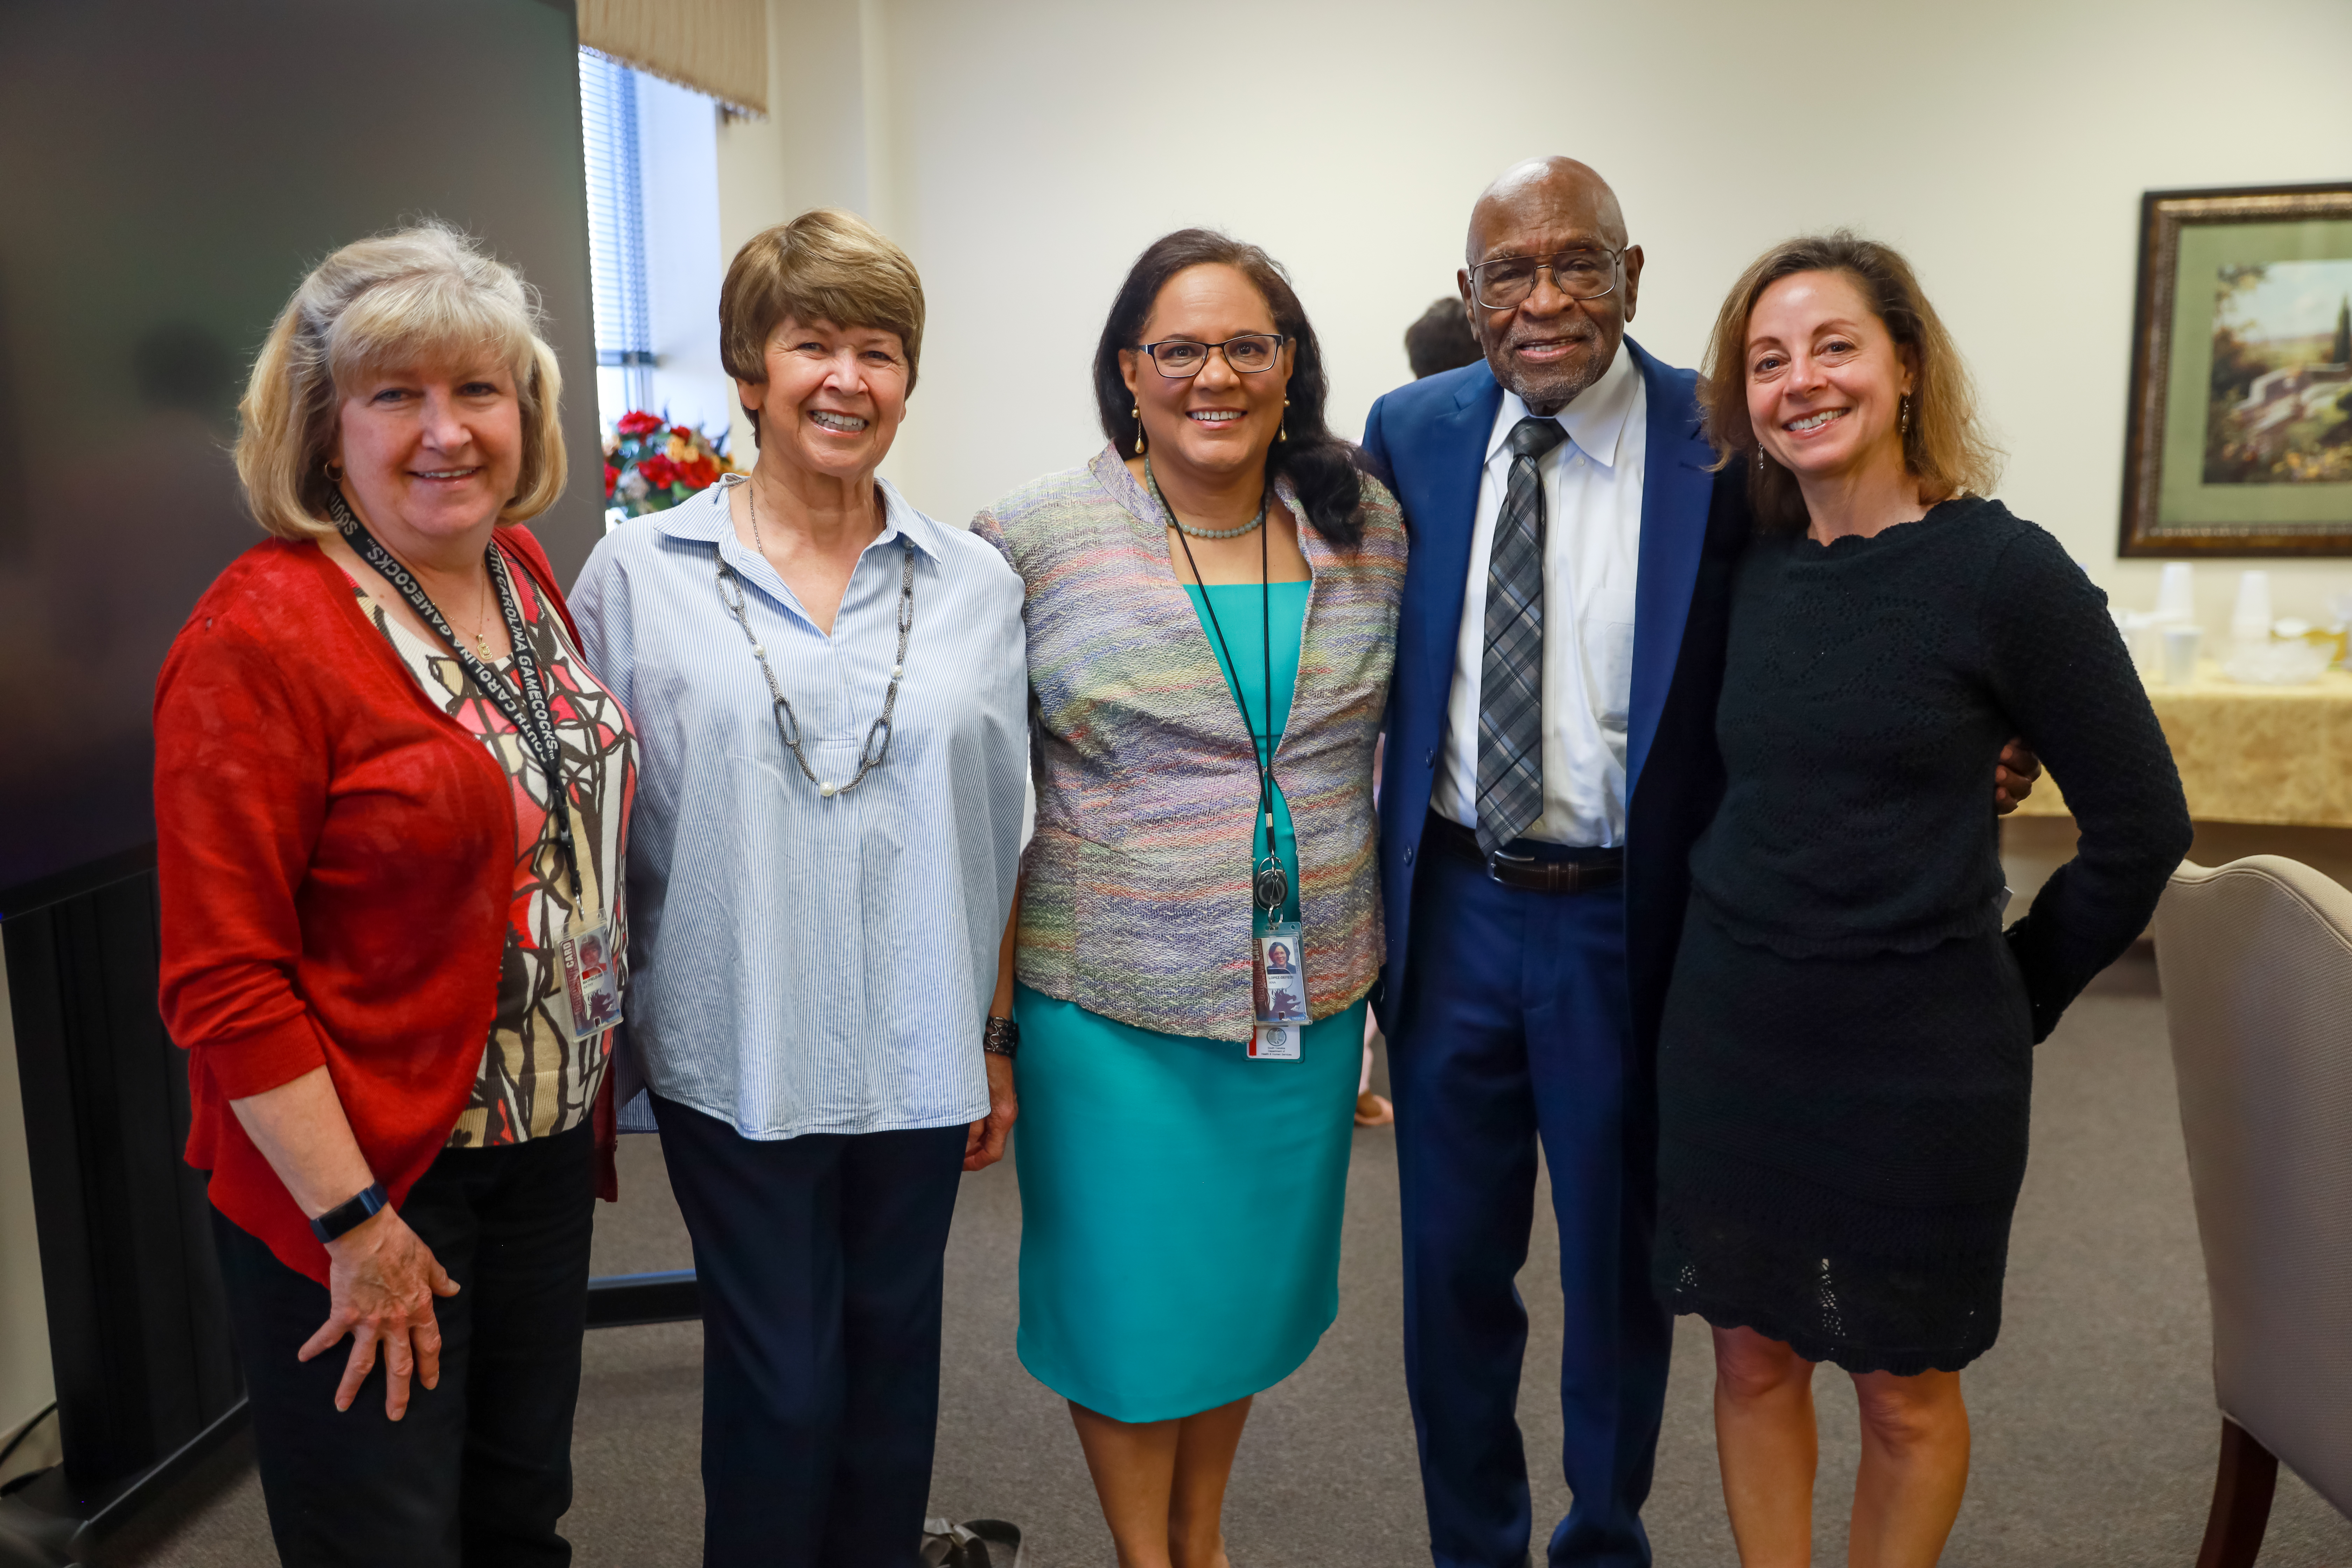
[1135,334,1287,378]
[1468,247,1625,310]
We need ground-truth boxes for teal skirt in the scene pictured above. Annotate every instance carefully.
[1011,983,1365,1422]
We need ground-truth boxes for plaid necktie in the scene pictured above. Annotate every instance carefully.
[1475,416,1566,854]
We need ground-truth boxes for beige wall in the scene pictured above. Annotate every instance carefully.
[710,0,2352,622]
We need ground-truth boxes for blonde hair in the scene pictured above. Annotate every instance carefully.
[720,209,925,444]
[234,220,566,541]
[1697,230,2001,534]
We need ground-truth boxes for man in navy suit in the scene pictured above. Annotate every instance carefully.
[1365,157,2036,1568]
[1363,153,1742,1568]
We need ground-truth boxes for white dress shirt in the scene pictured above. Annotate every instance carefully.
[569,475,1030,1139]
[1433,344,1646,848]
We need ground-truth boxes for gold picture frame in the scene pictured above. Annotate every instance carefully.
[2120,182,2352,557]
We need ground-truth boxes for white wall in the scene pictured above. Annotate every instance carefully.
[713,0,895,463]
[0,950,56,1448]
[715,0,2352,625]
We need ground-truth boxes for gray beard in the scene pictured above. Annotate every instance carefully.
[1492,335,1613,415]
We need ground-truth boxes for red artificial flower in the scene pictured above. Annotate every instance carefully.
[616,410,664,437]
[671,424,695,439]
[604,463,620,499]
[637,454,681,490]
[682,455,719,488]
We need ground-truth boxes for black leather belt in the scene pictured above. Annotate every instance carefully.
[1425,811,1624,895]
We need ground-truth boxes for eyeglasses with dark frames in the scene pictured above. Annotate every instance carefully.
[1135,334,1287,378]
[1468,247,1625,310]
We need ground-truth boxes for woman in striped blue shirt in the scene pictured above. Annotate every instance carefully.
[570,209,1028,1568]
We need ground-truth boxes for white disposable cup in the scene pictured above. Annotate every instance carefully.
[2156,561,2195,621]
[2162,624,2203,686]
[2232,570,2274,642]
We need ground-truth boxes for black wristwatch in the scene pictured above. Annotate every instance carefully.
[983,1015,1019,1059]
[309,1180,390,1244]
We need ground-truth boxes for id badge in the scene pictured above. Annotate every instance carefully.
[1251,919,1308,1056]
[1248,1023,1301,1060]
[553,916,624,1044]
[548,799,623,1045]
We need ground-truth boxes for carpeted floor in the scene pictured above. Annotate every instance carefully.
[102,951,2352,1566]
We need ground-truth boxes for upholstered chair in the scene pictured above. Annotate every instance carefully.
[2154,857,2352,1568]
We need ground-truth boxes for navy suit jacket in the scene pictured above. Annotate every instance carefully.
[1361,339,1750,1056]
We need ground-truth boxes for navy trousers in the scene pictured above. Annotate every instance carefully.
[1391,830,1675,1568]
[651,1096,967,1568]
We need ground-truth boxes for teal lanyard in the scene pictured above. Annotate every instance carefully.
[1152,465,1287,918]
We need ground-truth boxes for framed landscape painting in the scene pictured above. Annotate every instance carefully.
[2120,181,2352,556]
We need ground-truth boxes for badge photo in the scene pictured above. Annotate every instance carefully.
[555,915,624,1044]
[1253,921,1309,1029]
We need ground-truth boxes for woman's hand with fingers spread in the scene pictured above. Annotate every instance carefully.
[299,1206,461,1419]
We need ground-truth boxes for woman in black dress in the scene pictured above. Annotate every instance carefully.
[1656,233,2190,1566]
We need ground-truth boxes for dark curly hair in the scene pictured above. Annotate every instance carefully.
[1093,229,1367,546]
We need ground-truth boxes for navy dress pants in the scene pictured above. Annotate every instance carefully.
[1390,831,1675,1568]
[651,1095,968,1568]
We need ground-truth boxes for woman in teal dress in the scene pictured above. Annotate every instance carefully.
[972,229,1405,1568]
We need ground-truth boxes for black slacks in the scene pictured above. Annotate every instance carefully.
[212,1120,595,1568]
[650,1094,967,1568]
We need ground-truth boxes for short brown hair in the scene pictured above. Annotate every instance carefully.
[234,221,566,541]
[719,209,925,443]
[1697,231,2000,534]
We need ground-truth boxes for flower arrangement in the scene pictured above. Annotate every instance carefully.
[603,411,735,518]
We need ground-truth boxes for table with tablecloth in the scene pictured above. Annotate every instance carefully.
[2013,663,2352,827]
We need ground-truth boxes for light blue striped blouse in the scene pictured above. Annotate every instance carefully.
[570,475,1029,1139]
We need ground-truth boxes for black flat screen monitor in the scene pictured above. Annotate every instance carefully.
[0,0,606,910]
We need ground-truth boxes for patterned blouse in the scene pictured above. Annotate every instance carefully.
[972,446,1406,1040]
[345,550,638,1147]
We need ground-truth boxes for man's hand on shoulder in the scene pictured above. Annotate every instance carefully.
[1995,737,2042,816]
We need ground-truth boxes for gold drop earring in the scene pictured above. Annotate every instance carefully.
[1275,394,1289,443]
[1900,394,1912,436]
[1132,402,1145,456]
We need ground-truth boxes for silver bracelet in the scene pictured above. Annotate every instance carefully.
[983,1016,1018,1058]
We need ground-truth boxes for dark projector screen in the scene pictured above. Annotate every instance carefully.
[0,0,606,908]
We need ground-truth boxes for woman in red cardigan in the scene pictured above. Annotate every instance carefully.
[154,222,637,1567]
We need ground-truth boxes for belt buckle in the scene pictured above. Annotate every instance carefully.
[1485,846,1534,888]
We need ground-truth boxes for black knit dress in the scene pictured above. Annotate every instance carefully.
[1653,497,2191,1376]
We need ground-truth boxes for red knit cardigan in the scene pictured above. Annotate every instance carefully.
[155,527,621,1286]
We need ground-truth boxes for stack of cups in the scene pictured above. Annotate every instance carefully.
[2153,562,2202,685]
[2156,562,2196,623]
[2232,570,2274,647]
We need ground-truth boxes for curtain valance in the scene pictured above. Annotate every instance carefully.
[578,0,767,117]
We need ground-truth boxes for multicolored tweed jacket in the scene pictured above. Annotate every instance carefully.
[971,445,1406,1040]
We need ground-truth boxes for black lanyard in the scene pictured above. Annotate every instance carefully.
[1154,467,1288,916]
[328,490,586,909]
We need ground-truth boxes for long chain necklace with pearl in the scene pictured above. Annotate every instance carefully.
[720,475,915,798]
[1145,455,1267,540]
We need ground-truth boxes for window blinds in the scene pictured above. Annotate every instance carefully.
[579,49,654,414]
